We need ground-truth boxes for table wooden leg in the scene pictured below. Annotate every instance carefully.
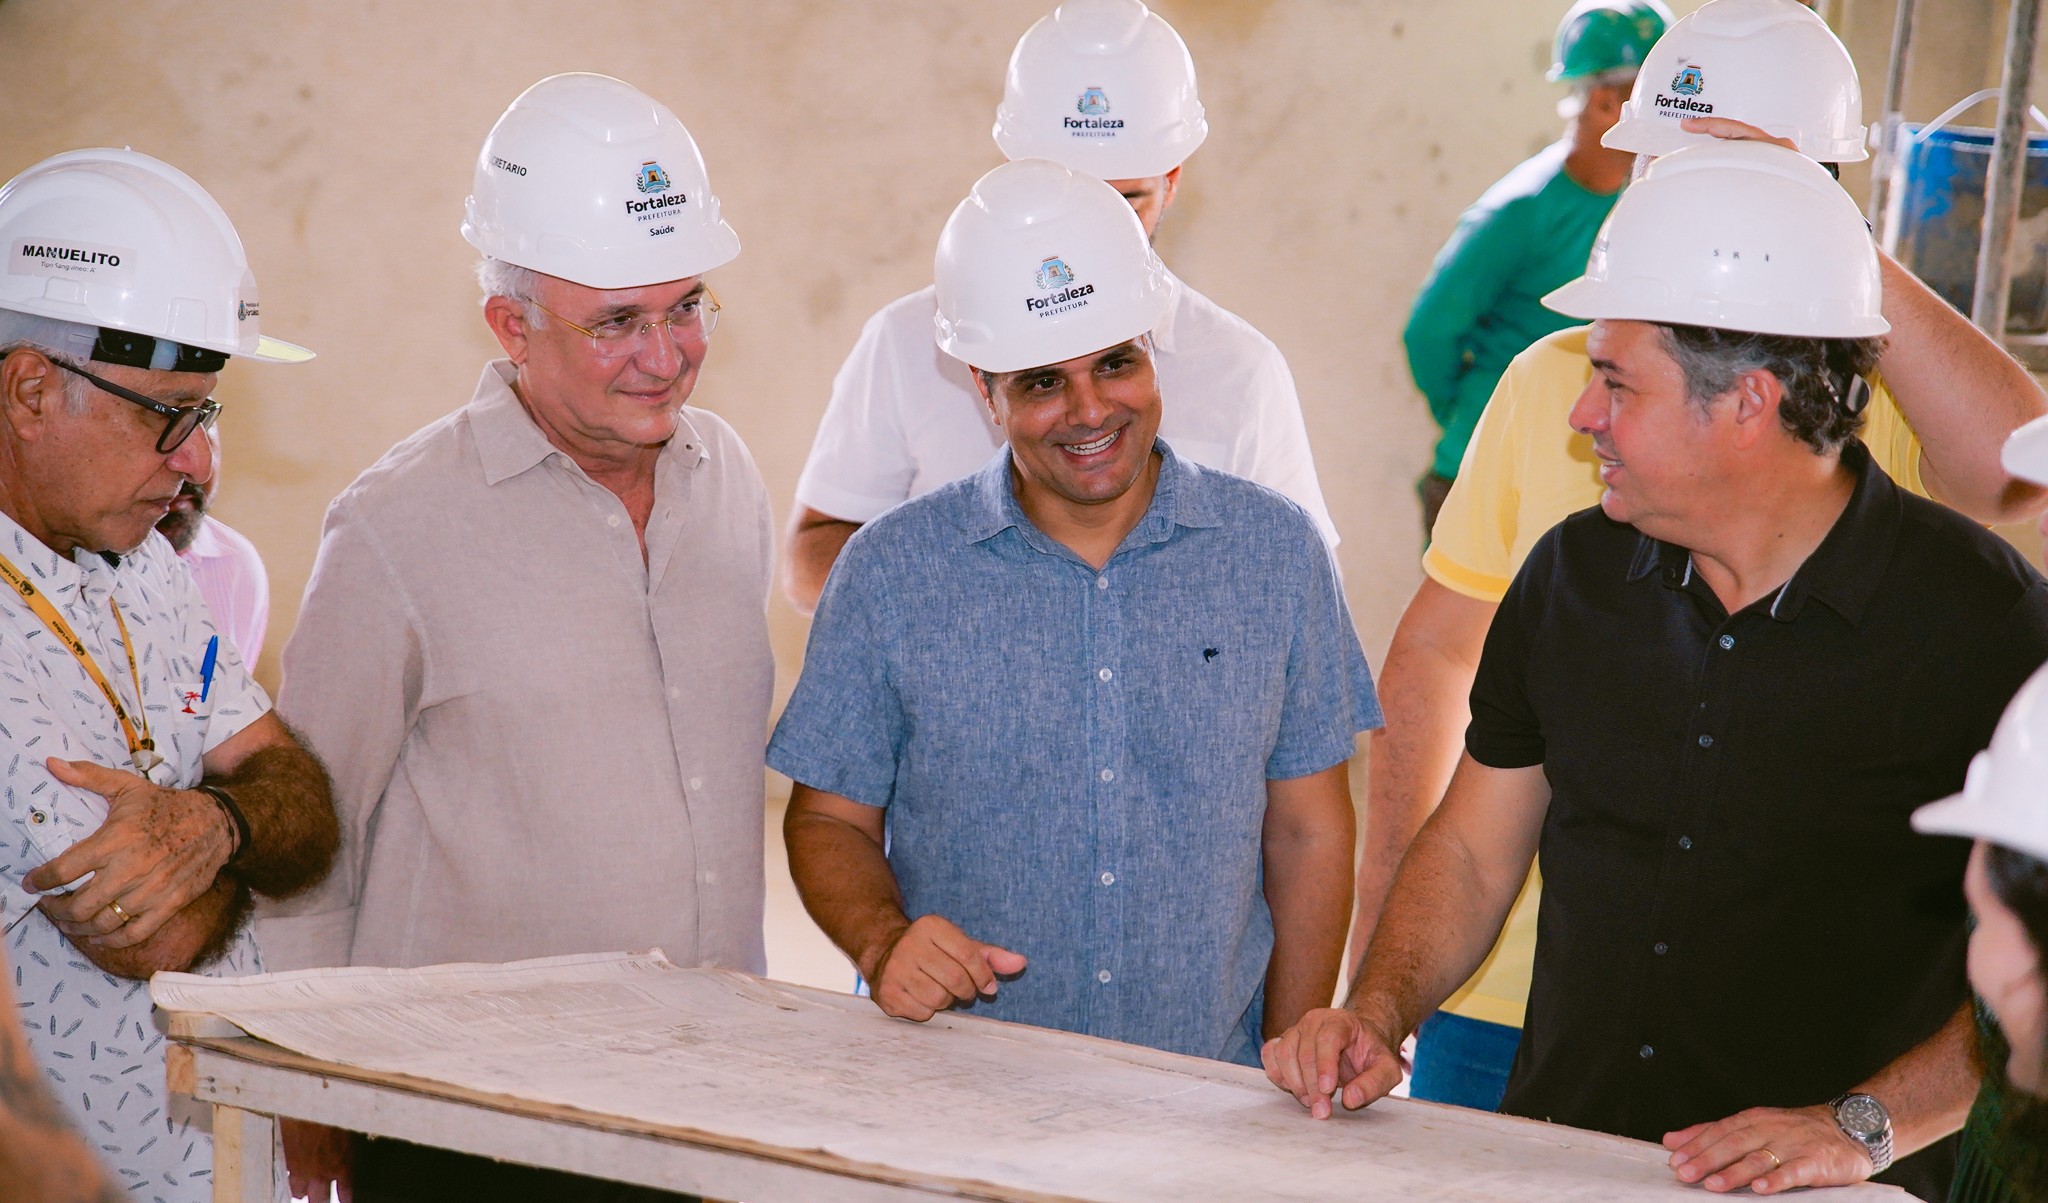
[211,1104,277,1203]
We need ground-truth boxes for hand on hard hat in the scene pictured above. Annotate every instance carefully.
[1678,116,1798,153]
[463,73,739,291]
[1604,0,1866,162]
[993,0,1207,179]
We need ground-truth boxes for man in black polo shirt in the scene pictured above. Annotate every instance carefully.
[1266,140,2048,1201]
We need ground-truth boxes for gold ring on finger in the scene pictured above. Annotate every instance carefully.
[108,900,131,926]
[1759,1148,1782,1171]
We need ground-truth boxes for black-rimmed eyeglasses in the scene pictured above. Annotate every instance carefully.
[50,358,221,454]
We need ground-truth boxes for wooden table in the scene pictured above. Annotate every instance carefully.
[168,1016,1033,1203]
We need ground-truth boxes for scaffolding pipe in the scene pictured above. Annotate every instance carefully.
[1866,0,1922,240]
[1973,0,2045,334]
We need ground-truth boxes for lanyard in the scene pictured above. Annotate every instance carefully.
[0,551,161,778]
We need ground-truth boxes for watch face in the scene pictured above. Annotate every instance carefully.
[1838,1095,1887,1138]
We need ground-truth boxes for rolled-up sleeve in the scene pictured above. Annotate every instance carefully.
[255,493,422,971]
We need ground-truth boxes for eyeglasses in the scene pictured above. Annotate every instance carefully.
[50,358,221,454]
[526,289,721,361]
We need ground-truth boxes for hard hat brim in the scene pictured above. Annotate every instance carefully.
[1911,786,2048,864]
[1542,275,1892,339]
[245,334,317,364]
[1602,117,1870,163]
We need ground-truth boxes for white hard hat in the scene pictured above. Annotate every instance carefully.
[933,158,1173,374]
[1914,663,2048,863]
[992,0,1208,180]
[0,148,311,366]
[462,73,740,291]
[1544,140,1888,338]
[2004,415,2048,487]
[1604,0,1867,163]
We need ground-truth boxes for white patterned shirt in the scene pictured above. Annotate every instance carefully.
[0,512,270,1203]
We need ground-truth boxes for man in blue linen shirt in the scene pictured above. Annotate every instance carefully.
[771,159,1378,1067]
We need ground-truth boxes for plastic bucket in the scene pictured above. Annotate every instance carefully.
[1885,91,2048,333]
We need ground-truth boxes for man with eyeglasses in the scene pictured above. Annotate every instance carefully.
[0,148,337,1203]
[257,74,764,1203]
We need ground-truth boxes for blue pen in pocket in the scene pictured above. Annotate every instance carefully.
[199,634,219,703]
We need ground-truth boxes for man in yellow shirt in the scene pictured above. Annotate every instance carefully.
[1353,4,2048,1114]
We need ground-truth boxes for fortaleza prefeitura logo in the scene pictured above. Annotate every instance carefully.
[1027,256,1094,317]
[625,160,690,230]
[1657,64,1712,116]
[1068,86,1123,136]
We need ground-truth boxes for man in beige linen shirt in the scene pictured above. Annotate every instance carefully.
[256,74,768,1203]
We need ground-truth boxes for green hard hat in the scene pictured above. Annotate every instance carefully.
[1549,0,1673,83]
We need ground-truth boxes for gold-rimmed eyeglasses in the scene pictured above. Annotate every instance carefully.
[526,288,721,361]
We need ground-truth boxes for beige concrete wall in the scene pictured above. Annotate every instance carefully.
[0,0,2033,698]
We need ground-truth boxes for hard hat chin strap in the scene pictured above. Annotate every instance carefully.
[90,328,227,374]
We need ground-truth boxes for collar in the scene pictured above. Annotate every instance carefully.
[1625,440,1897,627]
[181,516,226,561]
[0,506,91,602]
[958,437,1227,552]
[469,359,709,487]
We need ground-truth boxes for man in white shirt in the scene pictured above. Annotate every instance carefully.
[784,0,1336,612]
[157,427,270,665]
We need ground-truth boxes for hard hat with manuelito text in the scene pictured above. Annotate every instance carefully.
[0,148,312,365]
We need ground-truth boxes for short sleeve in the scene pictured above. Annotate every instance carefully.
[1859,372,1928,501]
[1264,526,1383,779]
[793,304,923,524]
[1241,346,1340,549]
[766,553,908,808]
[1424,362,1528,603]
[1464,531,1553,769]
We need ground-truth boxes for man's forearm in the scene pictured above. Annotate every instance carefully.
[784,795,910,979]
[1877,250,2048,523]
[1262,766,1356,1037]
[783,509,861,617]
[210,736,337,900]
[76,874,242,980]
[1856,1003,1977,1157]
[1347,761,1545,1044]
[1350,581,1492,983]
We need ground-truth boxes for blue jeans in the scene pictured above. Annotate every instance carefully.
[1409,1010,1520,1111]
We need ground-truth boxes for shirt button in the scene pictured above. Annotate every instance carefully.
[27,809,45,826]
[1096,969,1113,984]
[1096,668,1113,683]
[688,777,703,791]
[607,515,621,528]
[1678,836,1694,850]
[1099,768,1115,782]
[1639,1044,1656,1059]
[1718,635,1736,651]
[1697,734,1714,748]
[1095,575,1108,590]
[701,870,718,885]
[668,687,681,700]
[1099,871,1116,886]
[1653,941,1669,955]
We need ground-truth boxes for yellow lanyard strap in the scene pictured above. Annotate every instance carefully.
[0,551,158,774]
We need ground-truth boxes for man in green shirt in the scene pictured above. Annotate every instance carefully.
[1403,0,1669,536]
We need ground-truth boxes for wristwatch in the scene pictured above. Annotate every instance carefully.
[1831,1092,1894,1174]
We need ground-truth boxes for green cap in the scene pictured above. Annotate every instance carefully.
[1549,0,1672,83]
